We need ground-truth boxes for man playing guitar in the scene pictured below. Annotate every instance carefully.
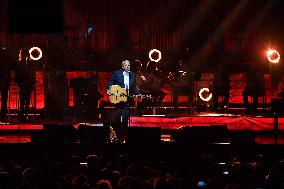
[107,60,140,143]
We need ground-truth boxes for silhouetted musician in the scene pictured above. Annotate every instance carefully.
[135,61,167,114]
[212,63,230,112]
[242,63,265,113]
[169,61,199,111]
[271,88,284,114]
[0,47,10,122]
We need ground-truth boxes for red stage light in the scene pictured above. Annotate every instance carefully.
[149,49,161,62]
[267,49,280,64]
[29,47,43,60]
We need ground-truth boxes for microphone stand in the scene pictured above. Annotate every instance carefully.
[125,87,132,144]
[274,112,278,144]
[126,88,131,128]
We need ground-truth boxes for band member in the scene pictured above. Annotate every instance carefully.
[0,47,11,122]
[242,63,265,113]
[137,61,165,114]
[171,60,196,112]
[107,60,140,143]
[271,88,284,113]
[211,63,230,112]
[15,48,36,121]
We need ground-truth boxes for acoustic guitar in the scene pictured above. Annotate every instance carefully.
[108,85,150,104]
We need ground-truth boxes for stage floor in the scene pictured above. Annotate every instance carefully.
[0,111,283,144]
[1,112,283,130]
[130,112,284,130]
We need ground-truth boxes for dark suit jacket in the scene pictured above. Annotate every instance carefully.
[107,69,140,95]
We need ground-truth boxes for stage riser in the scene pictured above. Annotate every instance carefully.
[0,113,283,144]
[1,115,283,130]
[1,129,284,144]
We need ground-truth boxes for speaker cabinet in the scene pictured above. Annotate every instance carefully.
[176,125,229,145]
[126,127,161,145]
[230,131,255,145]
[78,124,110,144]
[31,124,77,143]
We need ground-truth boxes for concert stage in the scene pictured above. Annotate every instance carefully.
[130,113,283,130]
[0,111,283,144]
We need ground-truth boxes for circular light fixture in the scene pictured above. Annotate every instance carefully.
[149,49,161,62]
[267,49,280,64]
[29,47,42,60]
[199,88,212,102]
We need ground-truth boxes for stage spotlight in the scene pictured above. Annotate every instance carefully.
[149,49,161,62]
[29,47,42,60]
[267,49,280,64]
[199,87,212,102]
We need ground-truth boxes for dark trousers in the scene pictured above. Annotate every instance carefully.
[19,86,33,119]
[112,102,130,143]
[212,87,230,110]
[242,89,260,112]
[0,88,8,120]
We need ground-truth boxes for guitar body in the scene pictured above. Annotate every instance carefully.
[109,85,151,104]
[108,85,128,104]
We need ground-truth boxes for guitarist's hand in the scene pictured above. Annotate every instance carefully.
[133,94,151,99]
[107,89,110,95]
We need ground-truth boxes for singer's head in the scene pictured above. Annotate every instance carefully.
[122,60,131,73]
